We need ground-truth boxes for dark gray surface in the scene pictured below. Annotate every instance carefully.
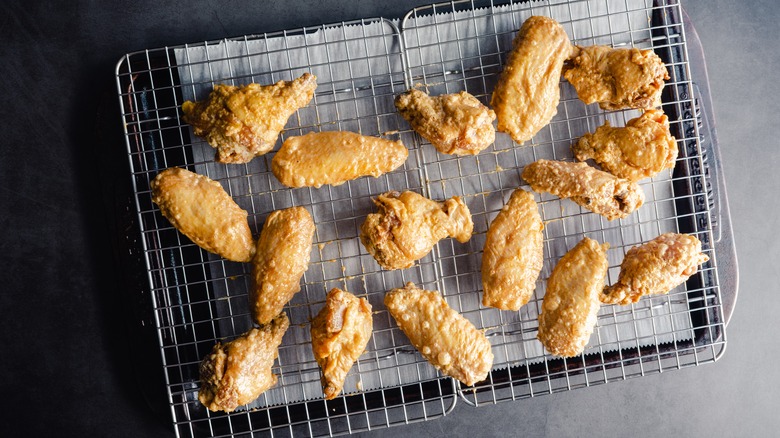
[0,0,776,436]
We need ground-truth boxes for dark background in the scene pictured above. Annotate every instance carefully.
[1,0,777,436]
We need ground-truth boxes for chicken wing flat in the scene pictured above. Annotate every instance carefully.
[182,73,317,164]
[481,189,544,311]
[601,233,709,305]
[271,131,408,188]
[198,313,289,412]
[311,288,373,400]
[385,283,493,386]
[360,191,473,270]
[490,16,574,144]
[150,167,255,262]
[538,238,608,358]
[395,89,496,155]
[572,109,678,182]
[522,160,644,220]
[564,46,669,111]
[250,207,315,325]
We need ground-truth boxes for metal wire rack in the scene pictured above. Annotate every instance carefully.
[115,0,732,436]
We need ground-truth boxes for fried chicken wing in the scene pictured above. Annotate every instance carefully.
[311,288,373,400]
[198,313,289,412]
[395,89,496,155]
[182,73,317,163]
[491,16,575,144]
[538,238,609,358]
[150,167,255,262]
[360,191,473,270]
[564,46,669,110]
[385,283,493,386]
[271,131,408,188]
[522,159,644,220]
[601,233,709,305]
[572,109,678,182]
[481,189,544,311]
[250,207,315,325]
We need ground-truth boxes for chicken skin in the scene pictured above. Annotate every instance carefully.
[182,73,317,164]
[522,160,644,220]
[311,288,373,400]
[271,131,408,188]
[491,16,575,144]
[360,191,473,270]
[537,238,609,358]
[564,46,668,111]
[572,109,678,182]
[601,233,709,305]
[150,167,255,262]
[481,189,544,311]
[250,207,315,325]
[395,89,496,155]
[198,313,289,412]
[385,283,493,386]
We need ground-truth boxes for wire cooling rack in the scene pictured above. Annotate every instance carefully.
[115,0,734,436]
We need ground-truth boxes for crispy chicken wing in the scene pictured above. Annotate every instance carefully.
[395,89,496,155]
[564,46,669,110]
[385,283,493,386]
[250,207,315,325]
[198,313,289,412]
[491,16,575,144]
[481,189,544,311]
[311,288,373,400]
[522,159,644,220]
[271,131,408,188]
[538,238,609,358]
[601,233,709,305]
[150,167,255,262]
[572,109,678,182]
[360,191,473,270]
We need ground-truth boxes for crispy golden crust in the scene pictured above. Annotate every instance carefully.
[311,288,373,400]
[481,189,544,310]
[538,238,609,358]
[601,233,709,305]
[385,283,493,386]
[150,167,255,262]
[198,313,289,412]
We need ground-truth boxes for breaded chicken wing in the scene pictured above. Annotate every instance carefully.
[311,288,373,400]
[522,160,644,220]
[481,189,544,311]
[271,131,408,188]
[150,167,255,262]
[385,283,493,386]
[601,233,709,305]
[538,238,609,358]
[395,89,496,155]
[198,313,289,412]
[360,191,473,270]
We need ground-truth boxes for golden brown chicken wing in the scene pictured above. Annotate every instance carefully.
[481,189,544,311]
[360,191,473,270]
[311,288,373,400]
[572,109,678,182]
[601,233,709,305]
[522,160,644,220]
[385,283,493,386]
[198,312,289,412]
[250,207,315,325]
[491,16,574,144]
[537,238,609,358]
[150,167,255,262]
[395,89,496,155]
[271,131,408,188]
[564,46,668,110]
